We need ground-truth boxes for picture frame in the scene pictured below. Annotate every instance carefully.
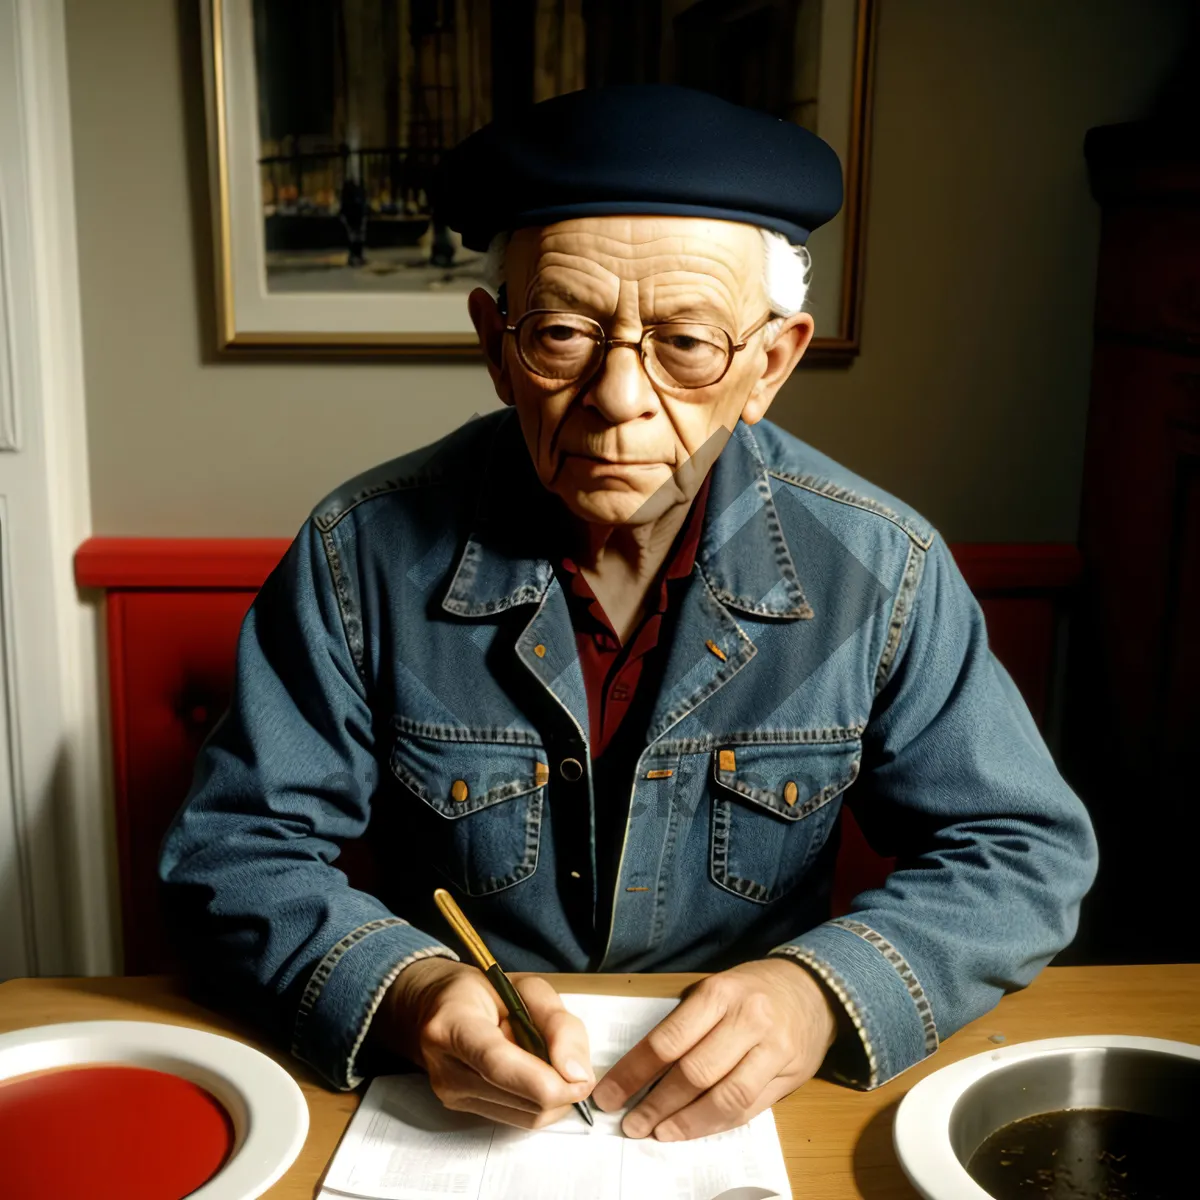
[200,0,877,360]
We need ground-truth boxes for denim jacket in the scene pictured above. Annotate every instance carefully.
[159,409,1097,1093]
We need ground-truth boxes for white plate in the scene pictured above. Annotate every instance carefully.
[0,1019,309,1200]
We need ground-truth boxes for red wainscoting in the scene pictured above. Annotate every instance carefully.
[75,538,1082,975]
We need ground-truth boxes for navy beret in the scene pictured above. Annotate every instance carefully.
[432,83,843,251]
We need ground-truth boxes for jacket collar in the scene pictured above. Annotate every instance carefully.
[442,412,811,621]
[695,421,812,619]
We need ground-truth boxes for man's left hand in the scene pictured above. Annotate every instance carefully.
[589,958,838,1142]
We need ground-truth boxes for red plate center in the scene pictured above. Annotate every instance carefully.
[0,1063,235,1200]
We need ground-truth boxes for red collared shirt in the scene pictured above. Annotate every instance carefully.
[558,474,712,759]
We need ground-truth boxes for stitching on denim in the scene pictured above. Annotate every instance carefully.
[315,474,456,533]
[649,726,866,756]
[459,786,544,895]
[292,917,414,1067]
[767,945,877,1088]
[319,525,367,686]
[513,581,593,758]
[767,469,935,550]
[441,538,481,611]
[723,726,865,745]
[713,756,860,819]
[831,918,939,1057]
[757,466,811,614]
[523,787,542,877]
[737,420,769,468]
[443,582,549,618]
[391,715,543,746]
[649,760,686,950]
[441,534,554,618]
[709,788,737,894]
[874,541,925,696]
[700,468,813,618]
[709,776,850,904]
[390,745,547,817]
[704,583,814,619]
[389,748,544,893]
[542,673,591,752]
[645,574,758,745]
[649,652,754,742]
[341,944,461,1089]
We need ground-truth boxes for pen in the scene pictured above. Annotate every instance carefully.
[432,887,595,1128]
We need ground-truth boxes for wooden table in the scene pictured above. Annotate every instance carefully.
[1,966,1197,1199]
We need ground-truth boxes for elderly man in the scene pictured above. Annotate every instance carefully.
[160,85,1096,1143]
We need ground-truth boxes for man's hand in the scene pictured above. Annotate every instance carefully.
[371,957,596,1130]
[590,958,838,1141]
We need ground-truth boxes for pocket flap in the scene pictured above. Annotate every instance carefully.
[391,734,549,819]
[712,741,860,821]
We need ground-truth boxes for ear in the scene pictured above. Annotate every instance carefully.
[468,287,514,406]
[740,312,815,425]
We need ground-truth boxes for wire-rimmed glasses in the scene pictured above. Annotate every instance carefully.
[503,309,775,390]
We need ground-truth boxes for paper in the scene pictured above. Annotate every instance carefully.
[317,993,792,1200]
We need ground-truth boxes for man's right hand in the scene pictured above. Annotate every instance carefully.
[371,956,596,1130]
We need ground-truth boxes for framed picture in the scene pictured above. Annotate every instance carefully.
[201,0,876,359]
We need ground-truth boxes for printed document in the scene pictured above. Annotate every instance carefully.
[317,993,792,1200]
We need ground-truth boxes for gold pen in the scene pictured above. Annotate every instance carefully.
[432,887,594,1128]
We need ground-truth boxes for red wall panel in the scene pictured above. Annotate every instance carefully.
[106,590,258,975]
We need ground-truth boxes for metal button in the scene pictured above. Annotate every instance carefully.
[783,781,799,807]
[559,757,583,782]
[451,779,469,803]
[534,643,547,658]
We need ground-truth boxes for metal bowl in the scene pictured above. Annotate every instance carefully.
[893,1035,1200,1199]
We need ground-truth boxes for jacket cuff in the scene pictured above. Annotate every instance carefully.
[290,917,460,1089]
[768,918,939,1089]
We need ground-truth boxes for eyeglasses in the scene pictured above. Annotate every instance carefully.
[503,309,776,390]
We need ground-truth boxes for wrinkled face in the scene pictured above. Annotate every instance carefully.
[469,215,813,526]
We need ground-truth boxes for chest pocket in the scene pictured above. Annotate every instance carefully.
[390,731,548,896]
[710,741,860,904]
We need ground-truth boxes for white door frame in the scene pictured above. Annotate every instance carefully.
[0,0,117,977]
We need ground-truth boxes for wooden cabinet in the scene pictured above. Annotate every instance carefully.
[1063,123,1200,964]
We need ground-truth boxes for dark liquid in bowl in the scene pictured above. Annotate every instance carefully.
[966,1108,1188,1199]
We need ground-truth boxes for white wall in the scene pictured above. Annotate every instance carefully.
[64,0,1189,542]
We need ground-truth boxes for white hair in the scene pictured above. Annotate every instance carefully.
[758,228,811,341]
[478,225,811,341]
